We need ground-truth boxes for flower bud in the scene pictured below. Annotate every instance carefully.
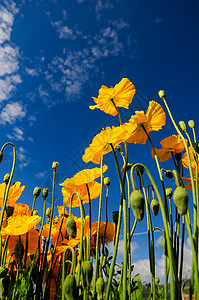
[46,207,52,218]
[178,121,187,132]
[52,161,59,171]
[194,142,199,154]
[173,186,189,215]
[3,173,10,184]
[135,165,144,176]
[188,120,195,129]
[166,188,173,198]
[0,150,3,164]
[161,236,168,256]
[82,261,93,288]
[14,241,24,264]
[62,274,76,300]
[96,277,104,298]
[42,187,49,200]
[112,211,119,225]
[66,216,77,238]
[156,278,160,284]
[164,170,173,179]
[104,177,110,187]
[32,210,38,216]
[158,90,165,99]
[150,199,159,216]
[33,186,41,198]
[130,190,145,221]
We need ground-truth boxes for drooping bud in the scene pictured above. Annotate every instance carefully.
[130,190,145,221]
[150,199,159,216]
[3,173,10,184]
[52,161,59,171]
[14,241,24,264]
[166,188,173,198]
[173,186,189,215]
[188,120,195,129]
[104,177,110,187]
[82,261,93,288]
[158,90,166,100]
[96,277,104,300]
[66,216,77,238]
[42,187,49,200]
[62,274,77,300]
[33,186,41,198]
[178,121,187,132]
[112,211,119,225]
[164,170,173,179]
[135,165,144,176]
[0,150,3,164]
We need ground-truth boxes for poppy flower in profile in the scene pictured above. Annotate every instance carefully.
[182,146,198,170]
[89,78,136,116]
[151,135,186,162]
[82,126,127,164]
[123,101,166,144]
[0,181,25,207]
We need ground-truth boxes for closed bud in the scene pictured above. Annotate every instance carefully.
[3,173,10,184]
[62,274,76,300]
[96,277,104,298]
[164,170,173,179]
[173,186,189,215]
[188,120,195,129]
[161,236,168,256]
[32,210,38,216]
[194,142,199,154]
[158,90,165,99]
[46,207,52,218]
[112,211,119,225]
[33,186,41,198]
[66,216,77,238]
[0,150,3,164]
[135,165,144,176]
[166,188,173,198]
[42,187,49,200]
[178,121,187,132]
[82,261,93,288]
[150,199,159,216]
[52,161,59,171]
[156,277,160,284]
[104,177,110,187]
[130,190,145,221]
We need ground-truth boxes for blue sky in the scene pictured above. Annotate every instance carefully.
[0,0,199,282]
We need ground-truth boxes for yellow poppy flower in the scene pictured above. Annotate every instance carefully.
[89,78,136,116]
[123,101,166,144]
[60,165,108,188]
[82,126,127,164]
[151,135,186,162]
[42,216,67,246]
[0,215,41,236]
[0,181,25,207]
[62,180,101,207]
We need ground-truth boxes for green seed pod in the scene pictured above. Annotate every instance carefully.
[104,177,110,187]
[96,277,104,299]
[66,216,77,238]
[112,211,119,225]
[52,161,59,171]
[161,236,168,256]
[42,187,49,200]
[0,267,8,279]
[82,260,93,288]
[194,142,199,154]
[158,90,165,99]
[33,186,41,198]
[150,199,159,216]
[178,121,187,132]
[130,190,145,221]
[173,186,189,215]
[14,241,24,264]
[166,188,173,198]
[3,173,10,184]
[188,120,195,129]
[62,274,76,300]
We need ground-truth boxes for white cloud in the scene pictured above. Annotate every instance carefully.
[0,45,19,76]
[25,67,39,77]
[7,126,24,141]
[95,0,113,20]
[0,101,26,124]
[0,75,22,102]
[17,146,31,169]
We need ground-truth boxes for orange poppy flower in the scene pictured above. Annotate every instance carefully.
[151,135,186,162]
[182,146,198,170]
[89,78,136,116]
[13,203,32,216]
[0,181,25,207]
[82,126,128,164]
[123,101,166,144]
[0,214,41,236]
[42,215,67,246]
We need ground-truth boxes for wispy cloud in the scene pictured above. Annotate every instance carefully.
[7,126,24,141]
[18,146,31,169]
[25,67,39,77]
[0,101,26,124]
[35,171,47,179]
